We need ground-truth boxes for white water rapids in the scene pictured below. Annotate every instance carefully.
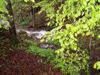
[16,29,47,39]
[16,29,57,50]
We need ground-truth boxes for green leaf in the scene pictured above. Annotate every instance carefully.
[93,61,100,70]
[97,35,100,39]
[31,0,35,3]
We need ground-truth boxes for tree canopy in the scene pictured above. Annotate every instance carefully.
[0,0,100,75]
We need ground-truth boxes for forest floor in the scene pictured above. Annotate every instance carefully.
[0,29,100,75]
[0,32,64,75]
[0,50,63,75]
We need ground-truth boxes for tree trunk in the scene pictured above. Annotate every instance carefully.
[6,0,18,45]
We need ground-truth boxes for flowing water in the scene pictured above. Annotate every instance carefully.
[16,28,56,49]
[16,29,47,39]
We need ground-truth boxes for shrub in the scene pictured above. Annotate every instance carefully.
[28,41,55,60]
[33,0,100,75]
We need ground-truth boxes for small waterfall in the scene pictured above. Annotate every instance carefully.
[16,28,57,50]
[16,29,46,39]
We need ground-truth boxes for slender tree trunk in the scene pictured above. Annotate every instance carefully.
[6,0,18,45]
[30,4,34,15]
[30,2,35,27]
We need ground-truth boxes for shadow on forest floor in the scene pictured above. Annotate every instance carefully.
[0,30,100,75]
[0,33,65,75]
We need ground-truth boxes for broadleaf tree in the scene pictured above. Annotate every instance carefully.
[33,0,100,75]
[0,0,18,44]
[0,0,9,29]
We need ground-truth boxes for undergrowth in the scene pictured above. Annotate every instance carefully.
[26,39,68,74]
[27,40,55,61]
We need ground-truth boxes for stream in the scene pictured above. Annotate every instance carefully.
[16,28,56,50]
[16,29,46,39]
